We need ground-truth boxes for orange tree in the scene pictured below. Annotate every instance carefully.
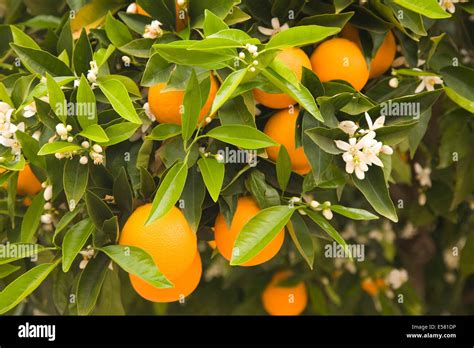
[0,0,473,316]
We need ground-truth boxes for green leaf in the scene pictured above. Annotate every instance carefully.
[352,166,398,222]
[94,44,116,68]
[10,25,41,49]
[97,75,142,97]
[0,244,51,265]
[15,131,45,169]
[146,162,188,225]
[305,127,344,155]
[266,25,340,50]
[64,157,89,211]
[189,0,239,28]
[77,75,97,129]
[206,125,277,149]
[440,66,474,112]
[141,53,174,87]
[120,38,154,58]
[182,70,202,141]
[62,219,94,272]
[0,261,59,315]
[197,156,225,202]
[245,170,281,209]
[180,166,206,232]
[153,41,234,69]
[393,0,451,19]
[444,87,474,113]
[98,79,141,124]
[330,205,379,220]
[305,209,350,257]
[218,96,256,127]
[287,213,314,269]
[105,12,132,47]
[79,124,109,143]
[102,122,141,146]
[73,29,94,77]
[276,145,291,191]
[451,147,474,209]
[375,121,419,146]
[57,18,73,59]
[203,9,228,36]
[76,252,109,315]
[261,68,323,121]
[20,193,46,243]
[53,208,83,246]
[113,167,133,214]
[230,205,294,265]
[210,68,248,115]
[46,73,67,123]
[0,264,20,279]
[146,124,182,141]
[38,142,83,155]
[139,167,156,199]
[85,190,114,232]
[100,245,172,288]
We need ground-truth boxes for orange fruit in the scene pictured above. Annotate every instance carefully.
[214,196,285,266]
[207,240,217,249]
[310,38,369,91]
[341,24,396,78]
[253,47,312,109]
[263,107,311,175]
[136,1,187,31]
[262,271,307,316]
[148,74,219,125]
[129,252,202,303]
[361,278,379,296]
[17,165,42,196]
[119,204,197,283]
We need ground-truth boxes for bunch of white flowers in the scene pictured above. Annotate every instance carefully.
[143,20,163,39]
[87,60,99,83]
[335,113,393,180]
[257,17,289,38]
[0,102,23,157]
[23,95,49,118]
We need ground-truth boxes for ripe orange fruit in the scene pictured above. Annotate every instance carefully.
[129,252,202,303]
[136,1,188,31]
[253,47,312,109]
[361,278,381,296]
[262,271,307,316]
[263,107,311,175]
[310,38,369,91]
[148,74,219,125]
[16,165,42,196]
[214,196,285,266]
[119,204,197,283]
[341,24,396,79]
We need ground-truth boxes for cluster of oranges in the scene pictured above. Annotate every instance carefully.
[257,24,396,175]
[136,23,397,314]
[146,25,396,176]
[119,196,307,315]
